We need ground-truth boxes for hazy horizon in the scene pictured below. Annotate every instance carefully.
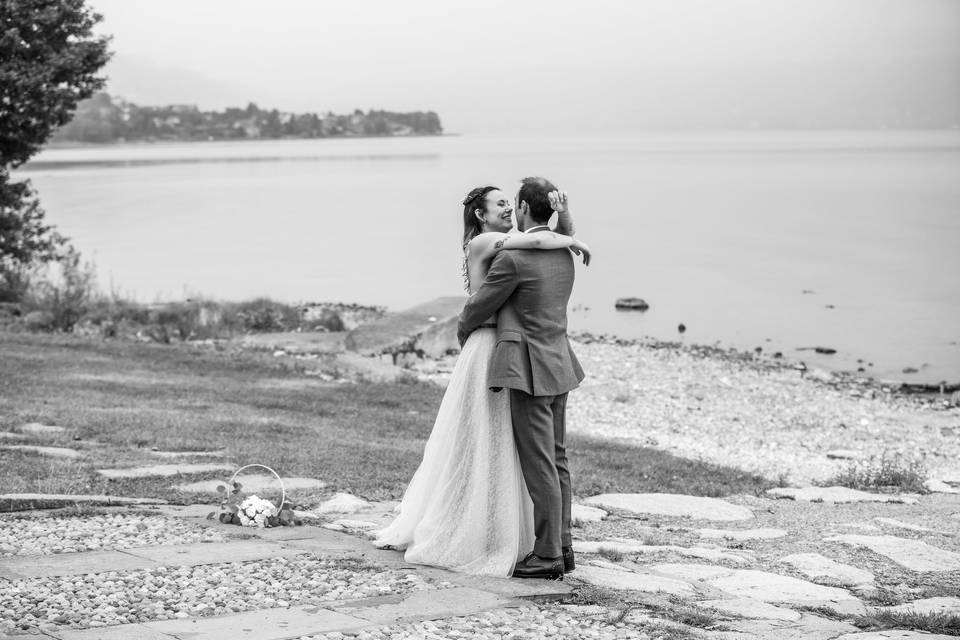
[87,0,960,134]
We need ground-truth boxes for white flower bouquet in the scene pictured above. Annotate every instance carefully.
[237,495,278,527]
[208,464,302,528]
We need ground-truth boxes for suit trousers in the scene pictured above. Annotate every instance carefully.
[509,389,572,559]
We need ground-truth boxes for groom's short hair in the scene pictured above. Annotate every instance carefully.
[518,177,557,224]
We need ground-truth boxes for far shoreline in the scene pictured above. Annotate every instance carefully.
[41,132,459,151]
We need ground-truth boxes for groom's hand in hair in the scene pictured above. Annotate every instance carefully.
[548,190,569,214]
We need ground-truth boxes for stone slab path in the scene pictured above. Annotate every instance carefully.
[48,605,370,640]
[583,493,754,521]
[0,501,569,640]
[150,450,226,459]
[0,445,82,459]
[780,553,875,587]
[174,477,327,493]
[825,534,960,572]
[1,493,165,511]
[3,484,960,639]
[96,463,236,479]
[15,423,68,437]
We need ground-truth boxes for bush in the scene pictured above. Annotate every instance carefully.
[225,298,302,333]
[0,264,33,303]
[22,245,96,332]
[824,452,929,494]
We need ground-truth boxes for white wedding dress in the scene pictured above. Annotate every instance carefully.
[373,327,535,576]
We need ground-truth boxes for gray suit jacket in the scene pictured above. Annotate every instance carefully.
[458,241,585,396]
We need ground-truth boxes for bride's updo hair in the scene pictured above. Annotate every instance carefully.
[461,185,499,249]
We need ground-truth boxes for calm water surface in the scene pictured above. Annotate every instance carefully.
[18,132,960,383]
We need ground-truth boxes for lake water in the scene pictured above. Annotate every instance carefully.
[17,131,960,383]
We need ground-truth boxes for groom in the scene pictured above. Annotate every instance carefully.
[457,176,585,580]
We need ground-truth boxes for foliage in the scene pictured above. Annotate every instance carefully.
[598,546,626,563]
[0,178,64,301]
[1,0,111,294]
[52,93,443,143]
[823,452,929,494]
[228,298,301,333]
[23,244,96,331]
[854,609,960,636]
[0,0,112,167]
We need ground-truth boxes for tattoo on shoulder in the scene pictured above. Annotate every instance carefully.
[494,238,506,250]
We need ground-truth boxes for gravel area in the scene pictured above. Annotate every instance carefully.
[0,512,226,557]
[566,338,960,484]
[0,556,445,633]
[304,605,654,640]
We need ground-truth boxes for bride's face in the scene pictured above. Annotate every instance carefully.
[477,189,514,233]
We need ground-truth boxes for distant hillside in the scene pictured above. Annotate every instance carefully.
[51,93,443,143]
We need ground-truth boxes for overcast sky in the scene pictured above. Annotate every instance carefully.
[89,0,960,133]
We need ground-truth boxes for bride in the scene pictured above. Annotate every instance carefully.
[373,184,590,576]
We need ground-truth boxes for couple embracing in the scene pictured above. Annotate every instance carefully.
[374,176,591,580]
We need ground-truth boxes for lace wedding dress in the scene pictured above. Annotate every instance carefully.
[373,327,535,576]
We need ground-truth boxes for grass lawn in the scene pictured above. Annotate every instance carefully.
[1,332,773,506]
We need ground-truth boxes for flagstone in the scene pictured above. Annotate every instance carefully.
[0,549,157,579]
[767,486,918,504]
[711,571,861,609]
[48,624,173,640]
[573,539,748,564]
[696,598,801,621]
[16,422,68,436]
[649,562,733,581]
[699,528,788,541]
[331,519,380,530]
[884,597,960,615]
[125,540,306,566]
[728,614,859,640]
[0,493,164,510]
[575,562,695,596]
[174,476,326,493]
[150,449,226,458]
[142,605,368,639]
[825,534,960,572]
[781,553,874,587]
[418,567,572,599]
[923,479,960,494]
[316,493,372,514]
[571,504,608,525]
[0,444,82,459]
[328,587,512,624]
[874,517,935,533]
[838,522,882,532]
[97,463,236,479]
[583,493,753,521]
[650,564,860,608]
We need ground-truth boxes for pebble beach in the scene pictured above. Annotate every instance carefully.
[566,336,960,485]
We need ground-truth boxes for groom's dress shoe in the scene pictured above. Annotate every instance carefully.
[563,546,575,573]
[512,553,564,580]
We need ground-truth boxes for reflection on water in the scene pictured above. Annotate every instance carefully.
[17,132,960,383]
